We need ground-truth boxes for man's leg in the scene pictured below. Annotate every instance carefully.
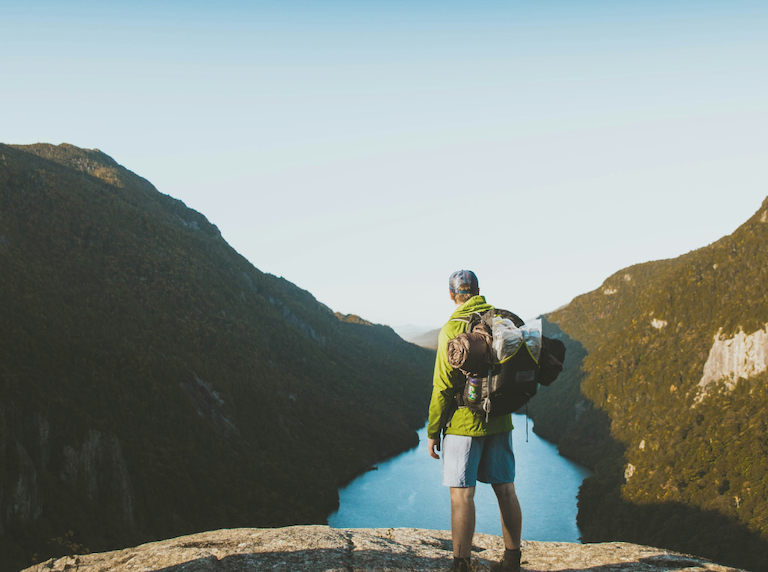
[443,434,482,568]
[450,486,476,558]
[492,482,522,550]
[479,432,522,572]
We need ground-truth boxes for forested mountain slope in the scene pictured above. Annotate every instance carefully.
[531,198,768,571]
[0,143,434,571]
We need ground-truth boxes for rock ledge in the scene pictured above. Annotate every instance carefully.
[23,525,744,572]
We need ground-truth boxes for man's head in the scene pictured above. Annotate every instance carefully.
[449,269,479,305]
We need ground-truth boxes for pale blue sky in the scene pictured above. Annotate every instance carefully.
[3,1,767,328]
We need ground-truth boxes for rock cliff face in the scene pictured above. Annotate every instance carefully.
[699,325,768,391]
[2,412,136,534]
[22,526,743,572]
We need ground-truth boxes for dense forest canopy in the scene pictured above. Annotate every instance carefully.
[0,143,434,571]
[531,197,768,571]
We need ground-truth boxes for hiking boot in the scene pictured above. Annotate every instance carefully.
[448,557,472,572]
[490,549,521,572]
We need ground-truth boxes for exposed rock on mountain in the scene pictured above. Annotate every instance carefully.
[0,143,434,572]
[530,197,768,571]
[22,525,743,572]
[699,325,768,391]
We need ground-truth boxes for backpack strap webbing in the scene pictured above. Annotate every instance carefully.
[450,308,525,327]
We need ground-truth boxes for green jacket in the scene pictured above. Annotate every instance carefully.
[427,295,514,439]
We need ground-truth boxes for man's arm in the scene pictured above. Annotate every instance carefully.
[426,325,462,456]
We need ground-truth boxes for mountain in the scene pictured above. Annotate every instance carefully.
[392,324,440,350]
[391,324,431,340]
[530,197,768,571]
[403,328,440,351]
[0,143,435,571]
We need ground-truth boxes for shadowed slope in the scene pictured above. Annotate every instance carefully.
[0,143,434,571]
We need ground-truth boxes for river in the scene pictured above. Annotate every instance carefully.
[329,414,591,542]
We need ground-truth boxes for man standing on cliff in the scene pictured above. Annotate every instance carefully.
[427,270,523,572]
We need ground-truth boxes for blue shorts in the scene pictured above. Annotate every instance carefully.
[442,431,515,487]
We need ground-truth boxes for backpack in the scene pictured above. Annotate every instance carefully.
[447,308,566,421]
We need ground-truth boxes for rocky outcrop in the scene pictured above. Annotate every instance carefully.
[0,407,137,540]
[699,325,768,390]
[23,526,743,572]
[1,409,47,534]
[9,441,43,525]
[59,429,137,527]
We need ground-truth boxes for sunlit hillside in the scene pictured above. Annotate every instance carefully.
[532,197,768,571]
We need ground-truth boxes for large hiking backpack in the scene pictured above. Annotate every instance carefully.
[447,308,566,421]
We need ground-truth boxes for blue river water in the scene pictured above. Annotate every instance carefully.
[329,414,591,542]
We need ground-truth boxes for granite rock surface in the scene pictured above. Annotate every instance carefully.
[22,525,745,572]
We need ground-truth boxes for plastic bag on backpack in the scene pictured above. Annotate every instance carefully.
[491,317,543,363]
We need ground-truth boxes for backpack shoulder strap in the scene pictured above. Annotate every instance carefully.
[451,311,490,332]
[452,309,524,327]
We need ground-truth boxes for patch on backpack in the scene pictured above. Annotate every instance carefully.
[515,370,536,383]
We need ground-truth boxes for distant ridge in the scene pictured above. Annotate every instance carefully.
[531,196,768,571]
[406,328,440,351]
[392,324,431,339]
[392,324,440,351]
[0,143,434,572]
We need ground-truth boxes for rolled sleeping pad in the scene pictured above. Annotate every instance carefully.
[447,331,491,375]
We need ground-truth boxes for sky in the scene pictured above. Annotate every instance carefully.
[3,0,767,330]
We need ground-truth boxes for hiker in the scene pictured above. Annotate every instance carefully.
[427,270,522,572]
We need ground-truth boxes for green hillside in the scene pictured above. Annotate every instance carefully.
[0,143,435,571]
[531,198,768,571]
